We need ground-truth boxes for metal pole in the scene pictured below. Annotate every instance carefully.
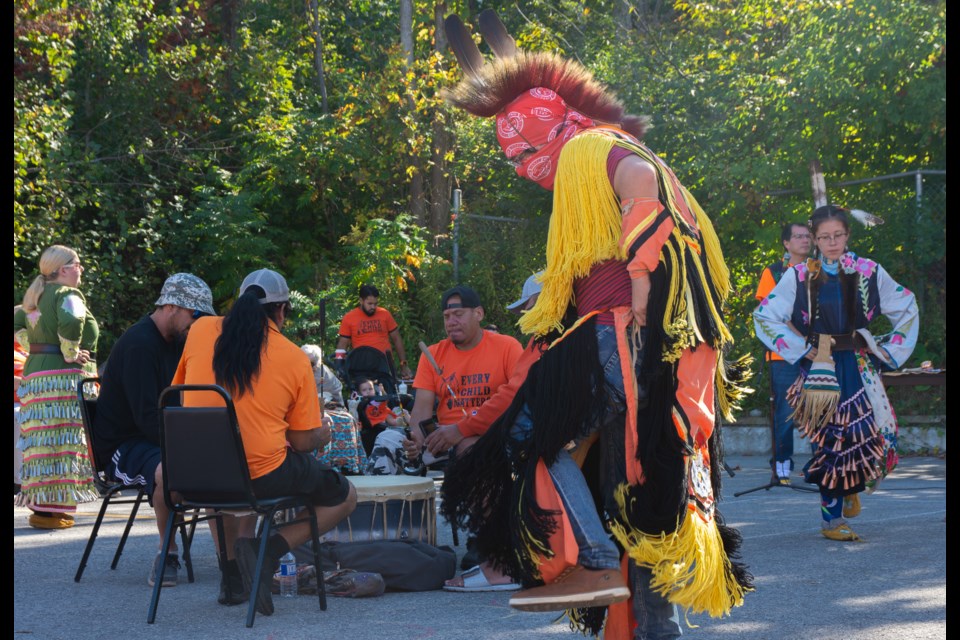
[915,170,924,225]
[451,188,462,282]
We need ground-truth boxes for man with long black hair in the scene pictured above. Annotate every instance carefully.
[173,268,357,616]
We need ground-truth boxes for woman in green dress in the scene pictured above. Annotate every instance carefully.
[14,245,100,529]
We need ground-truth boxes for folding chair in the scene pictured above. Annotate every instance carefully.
[148,384,327,628]
[73,377,199,583]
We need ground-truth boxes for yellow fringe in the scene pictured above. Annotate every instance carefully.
[684,187,731,301]
[610,485,750,618]
[715,353,754,423]
[519,132,622,337]
[514,476,553,580]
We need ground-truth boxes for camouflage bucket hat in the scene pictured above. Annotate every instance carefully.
[154,273,216,316]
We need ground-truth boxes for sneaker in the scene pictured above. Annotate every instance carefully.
[776,461,791,485]
[235,538,276,616]
[509,566,630,612]
[148,552,180,587]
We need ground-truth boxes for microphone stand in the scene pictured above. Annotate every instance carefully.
[735,357,817,497]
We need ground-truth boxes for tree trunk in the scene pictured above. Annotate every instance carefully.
[401,0,427,226]
[614,0,632,34]
[429,1,452,235]
[311,0,329,113]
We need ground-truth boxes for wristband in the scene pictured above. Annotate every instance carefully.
[334,349,346,360]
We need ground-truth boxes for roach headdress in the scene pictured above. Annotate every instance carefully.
[442,11,649,139]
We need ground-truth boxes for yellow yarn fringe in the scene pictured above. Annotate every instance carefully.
[611,485,750,618]
[519,132,622,337]
[683,187,731,302]
[514,476,554,580]
[715,353,754,423]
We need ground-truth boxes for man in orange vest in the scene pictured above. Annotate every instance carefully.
[755,222,812,484]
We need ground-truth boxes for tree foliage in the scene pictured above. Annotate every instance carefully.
[14,0,945,412]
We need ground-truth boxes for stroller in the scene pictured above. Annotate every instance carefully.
[342,346,398,396]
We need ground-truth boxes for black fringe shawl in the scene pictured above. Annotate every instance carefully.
[439,313,610,587]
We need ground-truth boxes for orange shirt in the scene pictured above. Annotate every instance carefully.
[755,264,795,362]
[414,331,523,425]
[172,316,321,479]
[338,307,398,353]
[456,338,541,438]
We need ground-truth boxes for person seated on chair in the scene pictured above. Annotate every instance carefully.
[334,284,414,380]
[396,285,523,590]
[172,268,358,617]
[300,343,344,407]
[417,275,546,590]
[93,273,216,591]
[301,345,367,476]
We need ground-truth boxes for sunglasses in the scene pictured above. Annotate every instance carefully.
[191,309,212,320]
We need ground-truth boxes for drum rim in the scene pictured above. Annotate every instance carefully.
[351,474,437,501]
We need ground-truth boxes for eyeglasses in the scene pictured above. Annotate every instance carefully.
[64,261,84,270]
[791,233,812,240]
[815,232,848,244]
[191,309,211,320]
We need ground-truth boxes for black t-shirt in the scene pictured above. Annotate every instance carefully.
[92,315,183,461]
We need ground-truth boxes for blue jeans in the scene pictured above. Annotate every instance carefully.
[769,359,803,468]
[510,324,681,639]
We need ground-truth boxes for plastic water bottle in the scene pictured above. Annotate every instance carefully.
[398,381,408,396]
[278,551,298,598]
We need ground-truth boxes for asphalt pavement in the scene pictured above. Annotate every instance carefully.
[14,454,946,640]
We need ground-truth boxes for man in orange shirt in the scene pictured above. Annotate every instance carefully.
[173,268,357,616]
[755,222,811,484]
[335,284,413,380]
[401,284,523,590]
[424,273,543,456]
[405,285,523,457]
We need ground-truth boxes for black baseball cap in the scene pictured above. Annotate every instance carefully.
[441,285,482,311]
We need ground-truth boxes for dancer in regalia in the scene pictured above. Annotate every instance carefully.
[438,12,753,638]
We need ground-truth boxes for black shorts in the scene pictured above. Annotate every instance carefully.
[250,450,350,508]
[106,438,161,504]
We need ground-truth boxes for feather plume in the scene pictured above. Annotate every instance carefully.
[850,208,884,228]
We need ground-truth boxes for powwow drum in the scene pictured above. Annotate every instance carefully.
[328,475,437,545]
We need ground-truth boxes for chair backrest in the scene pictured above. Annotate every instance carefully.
[158,384,256,508]
[76,377,109,480]
[346,346,396,395]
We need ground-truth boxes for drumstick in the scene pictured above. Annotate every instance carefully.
[418,341,467,417]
